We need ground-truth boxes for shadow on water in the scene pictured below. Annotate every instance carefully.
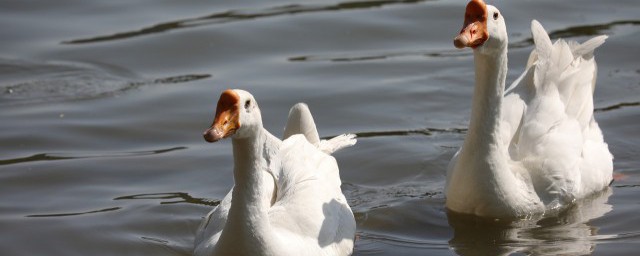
[447,188,613,256]
[63,0,429,45]
[0,147,186,166]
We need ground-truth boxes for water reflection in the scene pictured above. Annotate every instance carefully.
[447,188,613,256]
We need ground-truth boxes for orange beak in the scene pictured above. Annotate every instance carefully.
[453,0,489,49]
[203,89,241,143]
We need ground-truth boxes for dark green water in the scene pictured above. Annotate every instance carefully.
[1,0,639,255]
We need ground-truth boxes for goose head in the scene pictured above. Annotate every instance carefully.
[453,0,507,55]
[203,89,262,142]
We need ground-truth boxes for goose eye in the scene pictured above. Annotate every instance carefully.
[244,100,251,109]
[493,12,499,20]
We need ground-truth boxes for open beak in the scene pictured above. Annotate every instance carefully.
[203,89,240,143]
[453,0,489,49]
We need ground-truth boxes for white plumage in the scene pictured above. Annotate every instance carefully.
[196,89,356,256]
[447,0,613,218]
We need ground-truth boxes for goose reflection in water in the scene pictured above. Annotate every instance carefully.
[447,188,613,255]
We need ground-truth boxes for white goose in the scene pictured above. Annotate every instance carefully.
[195,89,356,256]
[446,0,613,218]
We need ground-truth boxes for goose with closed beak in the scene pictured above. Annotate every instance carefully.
[195,89,356,256]
[446,0,613,218]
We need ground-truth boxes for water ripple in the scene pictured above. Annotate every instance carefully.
[114,192,220,207]
[0,147,186,166]
[1,58,211,105]
[292,19,640,63]
[26,207,121,218]
[152,74,211,84]
[322,127,467,140]
[344,182,443,211]
[510,20,640,48]
[358,232,449,249]
[63,0,429,45]
[289,49,469,63]
[595,102,640,113]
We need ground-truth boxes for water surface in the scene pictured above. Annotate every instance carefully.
[1,0,639,255]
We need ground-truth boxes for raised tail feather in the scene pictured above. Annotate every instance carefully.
[284,103,321,147]
[284,103,356,154]
[528,20,607,129]
[570,35,608,59]
[318,134,357,154]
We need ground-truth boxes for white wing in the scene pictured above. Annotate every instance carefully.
[194,189,233,254]
[505,20,612,204]
[269,134,356,255]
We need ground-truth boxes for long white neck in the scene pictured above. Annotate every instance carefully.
[446,45,517,216]
[218,128,279,253]
[462,47,508,159]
